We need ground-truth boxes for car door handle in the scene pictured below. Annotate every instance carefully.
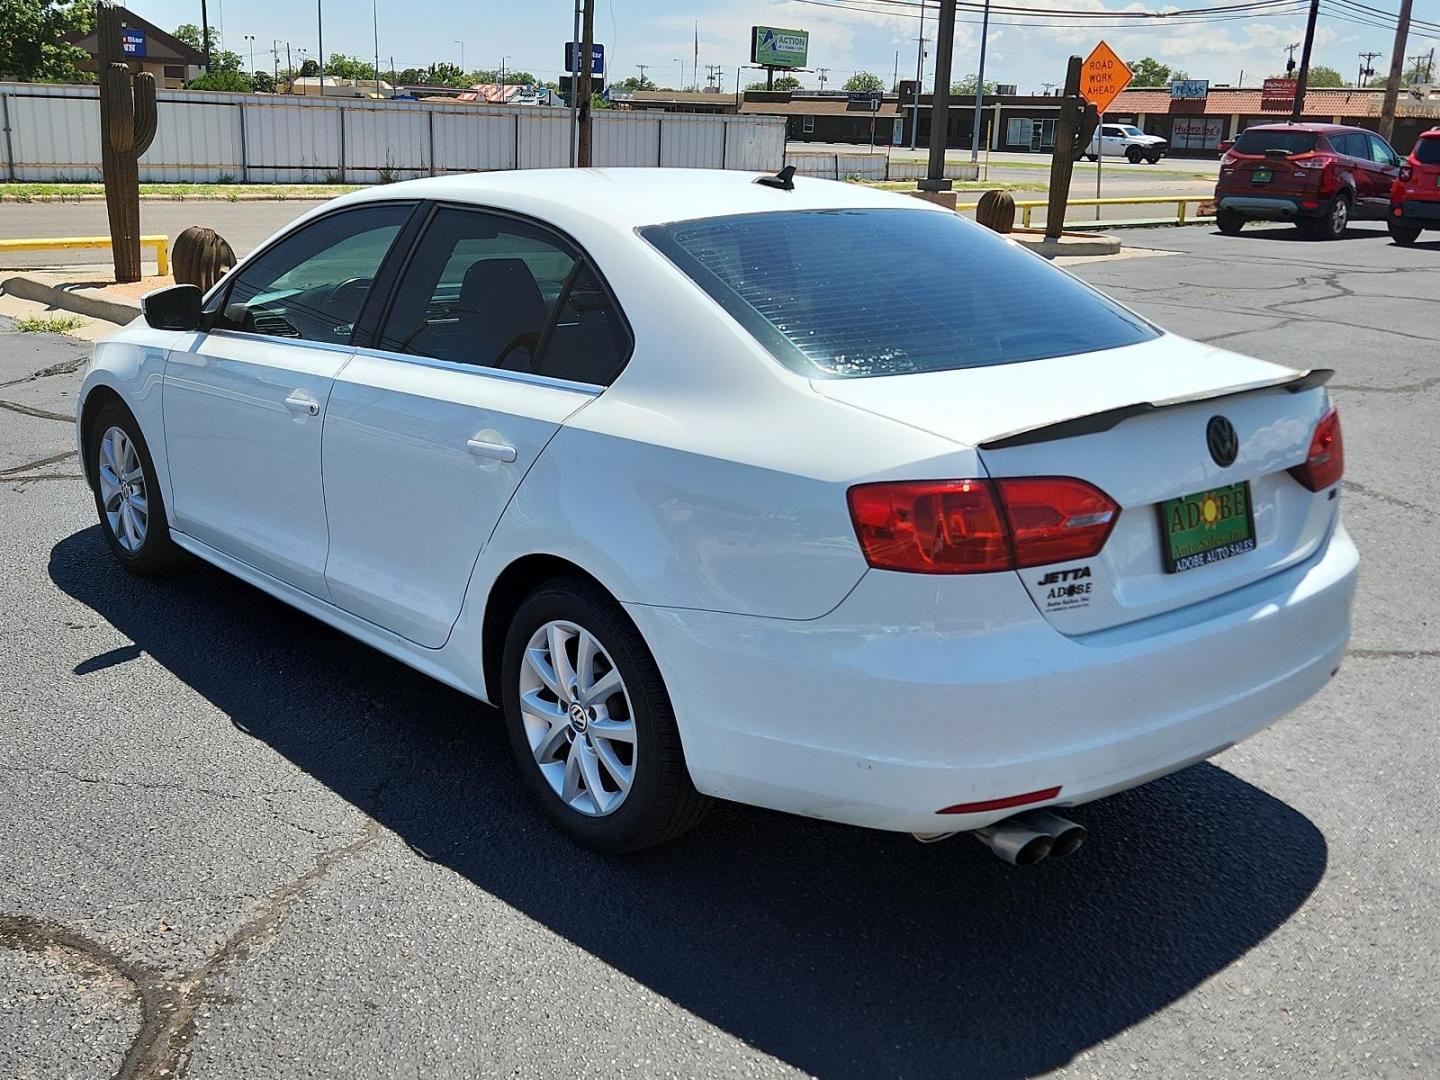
[284,392,320,416]
[466,437,517,464]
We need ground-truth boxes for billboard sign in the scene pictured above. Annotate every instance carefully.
[1170,79,1209,100]
[564,42,605,75]
[848,90,883,110]
[1079,41,1132,114]
[1262,77,1297,99]
[751,26,809,69]
[121,27,146,58]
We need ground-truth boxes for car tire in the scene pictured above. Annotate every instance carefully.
[1125,146,1143,164]
[1085,154,1098,162]
[1145,154,1162,164]
[1216,208,1246,236]
[1300,193,1350,239]
[85,398,184,576]
[500,576,711,853]
[1388,220,1422,245]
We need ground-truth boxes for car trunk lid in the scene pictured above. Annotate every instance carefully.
[814,336,1339,634]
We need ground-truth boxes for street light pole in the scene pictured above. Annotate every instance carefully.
[910,1,926,151]
[454,40,465,76]
[244,34,254,74]
[316,0,325,95]
[919,0,957,192]
[372,0,381,97]
[970,0,990,162]
[1378,0,1414,141]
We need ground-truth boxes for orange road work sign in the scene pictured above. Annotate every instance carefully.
[1079,41,1133,114]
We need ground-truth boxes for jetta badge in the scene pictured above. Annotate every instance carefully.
[1206,415,1239,468]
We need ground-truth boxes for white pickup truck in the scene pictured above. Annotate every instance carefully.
[1084,123,1169,164]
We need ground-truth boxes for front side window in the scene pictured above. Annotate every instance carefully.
[378,206,629,385]
[221,204,410,344]
[1367,133,1397,165]
[644,208,1157,379]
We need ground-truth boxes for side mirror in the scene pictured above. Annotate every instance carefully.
[141,284,202,331]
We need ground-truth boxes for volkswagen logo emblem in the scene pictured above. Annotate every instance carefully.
[1206,415,1239,468]
[568,702,589,734]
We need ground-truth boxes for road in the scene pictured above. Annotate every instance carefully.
[1,223,1438,1079]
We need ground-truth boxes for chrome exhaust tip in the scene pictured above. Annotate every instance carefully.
[1012,809,1087,858]
[971,821,1054,866]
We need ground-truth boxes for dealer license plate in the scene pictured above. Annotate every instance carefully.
[1252,168,1273,183]
[1158,482,1257,574]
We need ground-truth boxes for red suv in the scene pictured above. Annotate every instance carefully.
[1214,123,1403,239]
[1389,127,1440,245]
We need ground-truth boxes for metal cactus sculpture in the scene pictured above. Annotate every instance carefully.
[173,226,235,292]
[97,1,158,283]
[1044,56,1100,240]
[976,189,1016,234]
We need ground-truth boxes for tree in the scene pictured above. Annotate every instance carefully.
[425,62,466,87]
[843,71,884,92]
[950,73,997,96]
[186,69,250,92]
[324,53,376,81]
[1128,56,1173,87]
[469,67,538,85]
[613,73,655,91]
[1306,65,1345,88]
[0,0,91,82]
[250,70,275,93]
[747,74,801,90]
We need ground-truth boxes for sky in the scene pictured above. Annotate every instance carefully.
[136,0,1440,93]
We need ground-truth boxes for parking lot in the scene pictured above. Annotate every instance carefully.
[1,220,1437,1079]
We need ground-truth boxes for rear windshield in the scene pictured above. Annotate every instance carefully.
[1234,129,1318,155]
[642,209,1157,379]
[1416,137,1440,165]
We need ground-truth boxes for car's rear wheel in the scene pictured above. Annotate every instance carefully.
[500,577,710,852]
[1216,208,1246,236]
[1125,146,1143,164]
[86,399,183,576]
[1085,154,1098,162]
[1299,193,1349,239]
[1388,220,1422,245]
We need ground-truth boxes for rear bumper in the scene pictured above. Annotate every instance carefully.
[629,521,1358,835]
[1395,199,1440,226]
[1217,194,1324,220]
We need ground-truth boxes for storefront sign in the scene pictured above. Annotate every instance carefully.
[1262,77,1297,99]
[1170,79,1208,100]
[121,28,146,57]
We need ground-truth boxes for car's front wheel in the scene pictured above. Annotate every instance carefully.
[85,399,183,575]
[501,577,710,852]
[1145,153,1162,164]
[1216,208,1246,235]
[1388,220,1422,245]
[1125,146,1143,164]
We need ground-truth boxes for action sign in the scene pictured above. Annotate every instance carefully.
[751,26,809,69]
[1079,41,1132,115]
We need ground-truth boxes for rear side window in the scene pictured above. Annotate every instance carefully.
[1234,129,1318,155]
[1416,137,1440,165]
[378,206,630,385]
[643,209,1157,379]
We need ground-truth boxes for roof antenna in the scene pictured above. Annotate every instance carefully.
[755,164,796,191]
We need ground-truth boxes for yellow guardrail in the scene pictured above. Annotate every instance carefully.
[0,235,169,276]
[955,195,1215,229]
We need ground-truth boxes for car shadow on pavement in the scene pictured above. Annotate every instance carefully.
[50,527,1328,1080]
[1218,224,1388,243]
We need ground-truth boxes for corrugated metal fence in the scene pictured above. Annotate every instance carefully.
[784,150,981,183]
[0,82,787,183]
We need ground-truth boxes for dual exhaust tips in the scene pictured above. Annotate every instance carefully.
[914,809,1087,866]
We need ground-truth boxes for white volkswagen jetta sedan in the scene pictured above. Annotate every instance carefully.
[78,168,1357,861]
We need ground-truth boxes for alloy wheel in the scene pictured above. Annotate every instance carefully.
[518,620,637,817]
[97,425,148,552]
[1330,197,1349,236]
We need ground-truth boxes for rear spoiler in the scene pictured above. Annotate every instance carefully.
[978,369,1333,450]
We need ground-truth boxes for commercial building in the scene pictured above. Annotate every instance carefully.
[65,7,204,90]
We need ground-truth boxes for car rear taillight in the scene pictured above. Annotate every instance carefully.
[847,477,1119,574]
[1295,155,1329,169]
[1289,407,1344,492]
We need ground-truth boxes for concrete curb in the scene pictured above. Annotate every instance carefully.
[0,274,140,325]
[1008,230,1123,257]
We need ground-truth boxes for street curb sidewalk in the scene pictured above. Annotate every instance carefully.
[0,274,139,325]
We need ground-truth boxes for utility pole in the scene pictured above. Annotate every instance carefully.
[1290,0,1320,121]
[578,0,595,166]
[910,1,927,150]
[316,0,325,93]
[892,51,899,92]
[971,0,991,163]
[1284,42,1300,76]
[200,0,212,70]
[272,40,279,85]
[1379,0,1414,141]
[707,63,723,90]
[636,63,650,89]
[286,43,293,92]
[920,0,956,193]
[372,0,381,97]
[1040,81,1057,95]
[816,67,829,90]
[1358,51,1381,88]
[569,0,580,166]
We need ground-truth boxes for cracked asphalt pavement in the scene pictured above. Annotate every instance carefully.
[2,221,1438,1080]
